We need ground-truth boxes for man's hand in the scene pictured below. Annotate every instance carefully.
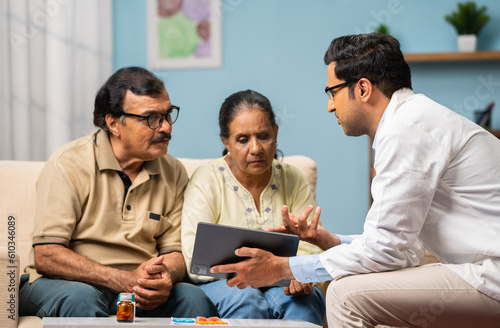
[210,247,293,289]
[34,245,187,311]
[267,205,340,251]
[134,256,166,280]
[132,257,173,310]
[114,256,164,291]
[131,252,186,310]
[123,256,172,310]
[284,280,313,296]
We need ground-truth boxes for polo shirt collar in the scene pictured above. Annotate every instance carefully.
[94,129,162,176]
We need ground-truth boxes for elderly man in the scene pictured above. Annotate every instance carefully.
[210,34,500,327]
[19,67,217,318]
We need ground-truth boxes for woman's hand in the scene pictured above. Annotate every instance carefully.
[284,280,313,296]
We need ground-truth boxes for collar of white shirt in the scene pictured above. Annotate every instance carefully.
[372,88,415,159]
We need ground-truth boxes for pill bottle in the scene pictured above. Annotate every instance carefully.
[116,293,135,322]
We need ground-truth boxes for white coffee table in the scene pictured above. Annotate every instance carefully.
[43,318,321,328]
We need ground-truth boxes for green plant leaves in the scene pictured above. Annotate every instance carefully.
[445,1,490,35]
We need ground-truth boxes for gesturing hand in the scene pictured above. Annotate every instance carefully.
[267,205,340,251]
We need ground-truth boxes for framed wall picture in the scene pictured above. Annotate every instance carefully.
[147,0,222,70]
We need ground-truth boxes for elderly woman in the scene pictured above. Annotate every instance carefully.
[181,90,325,325]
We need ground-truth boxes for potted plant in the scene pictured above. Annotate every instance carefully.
[445,1,490,52]
[374,23,390,36]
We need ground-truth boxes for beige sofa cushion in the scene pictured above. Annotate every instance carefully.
[0,161,45,328]
[0,161,45,273]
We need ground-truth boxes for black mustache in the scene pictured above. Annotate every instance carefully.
[151,133,171,143]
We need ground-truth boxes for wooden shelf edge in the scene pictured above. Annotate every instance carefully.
[404,50,500,62]
[488,130,500,139]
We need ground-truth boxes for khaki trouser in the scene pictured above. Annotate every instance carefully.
[326,264,500,328]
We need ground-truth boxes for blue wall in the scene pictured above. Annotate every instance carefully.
[114,0,500,234]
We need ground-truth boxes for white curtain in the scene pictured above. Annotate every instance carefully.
[0,0,113,161]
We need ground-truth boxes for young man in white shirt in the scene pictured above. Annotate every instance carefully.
[210,33,500,327]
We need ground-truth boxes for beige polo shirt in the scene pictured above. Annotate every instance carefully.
[26,129,188,283]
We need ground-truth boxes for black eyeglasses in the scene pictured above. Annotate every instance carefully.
[121,105,180,129]
[325,82,350,99]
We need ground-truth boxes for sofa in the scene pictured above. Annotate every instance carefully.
[0,155,320,328]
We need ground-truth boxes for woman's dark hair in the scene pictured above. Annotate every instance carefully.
[324,33,412,99]
[219,90,280,158]
[93,66,166,132]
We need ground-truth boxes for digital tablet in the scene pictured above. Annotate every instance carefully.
[190,222,300,287]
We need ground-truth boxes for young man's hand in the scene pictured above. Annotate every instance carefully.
[210,247,293,289]
[268,205,340,251]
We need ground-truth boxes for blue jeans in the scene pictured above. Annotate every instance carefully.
[19,274,218,318]
[198,279,325,326]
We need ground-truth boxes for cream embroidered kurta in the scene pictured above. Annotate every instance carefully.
[181,157,323,283]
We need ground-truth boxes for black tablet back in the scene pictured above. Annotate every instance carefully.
[190,222,300,287]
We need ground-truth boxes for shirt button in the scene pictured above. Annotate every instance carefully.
[306,277,312,282]
[126,205,131,211]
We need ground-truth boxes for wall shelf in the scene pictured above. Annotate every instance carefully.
[404,51,500,63]
[488,130,500,139]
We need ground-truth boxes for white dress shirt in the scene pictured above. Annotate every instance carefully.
[291,89,500,302]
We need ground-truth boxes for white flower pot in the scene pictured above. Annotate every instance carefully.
[457,34,477,52]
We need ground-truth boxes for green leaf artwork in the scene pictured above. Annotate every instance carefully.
[156,0,213,59]
[158,13,200,58]
[149,0,220,69]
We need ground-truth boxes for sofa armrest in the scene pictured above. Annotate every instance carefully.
[282,155,317,200]
[0,247,19,328]
[420,250,439,265]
